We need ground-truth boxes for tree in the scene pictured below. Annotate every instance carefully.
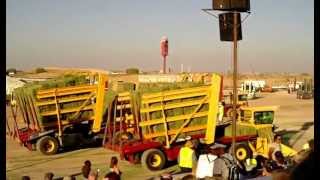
[6,68,17,75]
[126,68,139,74]
[35,67,47,73]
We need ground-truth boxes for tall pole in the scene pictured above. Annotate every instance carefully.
[232,12,238,157]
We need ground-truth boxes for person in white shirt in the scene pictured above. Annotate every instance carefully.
[196,145,218,179]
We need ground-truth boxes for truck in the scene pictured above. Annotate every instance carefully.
[296,78,313,99]
[7,73,108,155]
[102,74,296,171]
[240,80,264,99]
[7,73,296,169]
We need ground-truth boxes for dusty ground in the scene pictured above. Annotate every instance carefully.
[6,90,313,179]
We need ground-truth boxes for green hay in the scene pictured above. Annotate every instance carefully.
[13,74,96,129]
[137,82,209,142]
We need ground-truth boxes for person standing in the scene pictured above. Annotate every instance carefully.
[109,156,122,176]
[82,160,92,179]
[211,143,239,180]
[178,140,197,173]
[218,102,225,123]
[44,172,54,180]
[195,145,218,179]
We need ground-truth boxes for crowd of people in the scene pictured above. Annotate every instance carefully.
[166,135,314,180]
[20,156,122,180]
[19,134,314,180]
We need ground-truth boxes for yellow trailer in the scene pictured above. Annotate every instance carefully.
[10,73,108,155]
[103,74,297,170]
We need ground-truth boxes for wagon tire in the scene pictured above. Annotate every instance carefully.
[235,143,252,162]
[37,136,59,155]
[141,149,166,171]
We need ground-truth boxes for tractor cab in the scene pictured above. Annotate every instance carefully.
[238,106,277,125]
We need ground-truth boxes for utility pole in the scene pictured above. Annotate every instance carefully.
[202,0,250,159]
[232,12,238,157]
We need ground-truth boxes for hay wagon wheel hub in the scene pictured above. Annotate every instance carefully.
[44,140,55,153]
[37,136,59,155]
[236,147,247,161]
[150,154,162,167]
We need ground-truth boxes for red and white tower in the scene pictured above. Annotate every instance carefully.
[160,36,169,74]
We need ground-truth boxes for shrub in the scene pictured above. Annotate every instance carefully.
[6,68,17,75]
[126,68,139,74]
[35,68,47,73]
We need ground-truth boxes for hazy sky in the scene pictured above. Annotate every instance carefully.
[6,0,313,74]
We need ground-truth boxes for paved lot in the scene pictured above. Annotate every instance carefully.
[6,91,314,179]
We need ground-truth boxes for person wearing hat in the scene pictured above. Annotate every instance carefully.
[177,140,197,173]
[211,143,237,180]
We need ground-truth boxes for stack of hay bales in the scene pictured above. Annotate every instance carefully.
[13,74,111,129]
[137,82,208,142]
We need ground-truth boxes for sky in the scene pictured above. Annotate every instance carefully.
[6,0,314,74]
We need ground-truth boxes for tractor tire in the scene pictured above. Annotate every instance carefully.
[36,136,59,155]
[235,143,252,162]
[141,149,166,171]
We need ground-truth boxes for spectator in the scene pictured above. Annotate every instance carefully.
[211,143,238,180]
[238,158,259,179]
[21,176,31,180]
[274,151,287,169]
[181,174,196,180]
[63,176,76,180]
[104,171,120,180]
[160,173,173,180]
[195,145,217,179]
[177,140,197,173]
[82,160,92,179]
[109,156,122,176]
[88,170,98,180]
[44,172,54,180]
[269,135,282,161]
[290,142,315,180]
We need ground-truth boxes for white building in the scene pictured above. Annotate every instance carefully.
[6,76,26,95]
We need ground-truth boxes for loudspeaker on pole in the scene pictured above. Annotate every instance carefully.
[218,12,242,41]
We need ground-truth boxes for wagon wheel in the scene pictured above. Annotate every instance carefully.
[36,136,59,155]
[141,149,166,171]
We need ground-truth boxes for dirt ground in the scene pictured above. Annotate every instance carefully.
[6,90,313,180]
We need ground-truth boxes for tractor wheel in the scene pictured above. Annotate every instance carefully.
[141,149,166,171]
[36,136,59,155]
[235,143,252,162]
